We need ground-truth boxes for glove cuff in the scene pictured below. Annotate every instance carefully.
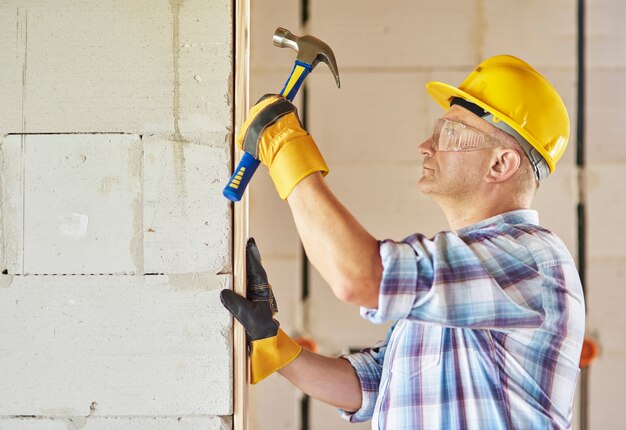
[269,134,329,199]
[249,327,302,384]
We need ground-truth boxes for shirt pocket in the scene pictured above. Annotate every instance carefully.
[390,322,443,379]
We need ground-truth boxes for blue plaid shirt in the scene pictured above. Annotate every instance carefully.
[341,210,585,429]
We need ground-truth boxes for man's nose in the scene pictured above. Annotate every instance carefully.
[419,137,435,157]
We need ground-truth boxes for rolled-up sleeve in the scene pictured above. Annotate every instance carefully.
[338,338,388,423]
[362,237,434,324]
[362,231,546,329]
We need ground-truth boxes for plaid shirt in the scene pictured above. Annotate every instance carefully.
[341,210,585,429]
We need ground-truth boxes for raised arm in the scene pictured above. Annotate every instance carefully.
[287,173,382,308]
[234,95,382,307]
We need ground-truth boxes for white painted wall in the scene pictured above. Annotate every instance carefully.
[249,0,626,429]
[0,1,234,429]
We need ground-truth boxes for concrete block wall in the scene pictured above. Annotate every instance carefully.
[585,0,626,428]
[1,1,234,429]
[247,1,626,429]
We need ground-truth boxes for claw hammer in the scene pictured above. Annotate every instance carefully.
[223,27,340,202]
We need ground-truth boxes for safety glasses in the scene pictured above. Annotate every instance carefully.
[432,118,501,152]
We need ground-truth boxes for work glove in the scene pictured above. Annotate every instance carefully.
[237,94,329,199]
[220,238,302,384]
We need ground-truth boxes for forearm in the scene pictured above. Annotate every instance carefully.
[278,348,362,412]
[287,173,382,308]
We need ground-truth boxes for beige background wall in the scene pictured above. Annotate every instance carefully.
[585,0,626,427]
[0,1,234,429]
[249,1,625,429]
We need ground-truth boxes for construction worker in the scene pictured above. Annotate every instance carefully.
[221,55,585,429]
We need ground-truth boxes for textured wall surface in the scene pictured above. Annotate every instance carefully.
[585,0,626,428]
[0,1,234,428]
[248,1,625,429]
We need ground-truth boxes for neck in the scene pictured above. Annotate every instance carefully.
[436,188,531,231]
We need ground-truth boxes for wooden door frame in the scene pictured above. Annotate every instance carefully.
[233,0,250,429]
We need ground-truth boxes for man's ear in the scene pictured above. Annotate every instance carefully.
[485,148,521,183]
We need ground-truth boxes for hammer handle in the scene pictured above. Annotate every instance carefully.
[222,152,260,202]
[222,61,312,202]
[280,60,312,102]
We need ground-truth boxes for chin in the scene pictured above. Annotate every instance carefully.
[417,177,433,195]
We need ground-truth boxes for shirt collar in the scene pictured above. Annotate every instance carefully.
[455,209,539,236]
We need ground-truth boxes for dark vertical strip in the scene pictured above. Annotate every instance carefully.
[300,394,310,430]
[300,2,311,429]
[577,197,587,430]
[577,0,586,168]
[300,50,310,301]
[577,0,588,429]
[576,0,587,294]
[301,84,309,139]
[577,204,586,297]
[301,0,309,27]
[580,366,589,430]
[302,245,310,301]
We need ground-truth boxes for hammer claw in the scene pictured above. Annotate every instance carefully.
[317,52,341,89]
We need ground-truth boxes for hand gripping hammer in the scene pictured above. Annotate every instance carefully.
[223,27,340,202]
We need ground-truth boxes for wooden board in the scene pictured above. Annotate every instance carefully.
[233,0,251,429]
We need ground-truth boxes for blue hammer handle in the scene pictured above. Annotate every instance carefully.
[223,60,312,202]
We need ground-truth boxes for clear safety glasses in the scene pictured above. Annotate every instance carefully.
[432,118,501,152]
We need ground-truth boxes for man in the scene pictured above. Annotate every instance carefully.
[221,55,585,429]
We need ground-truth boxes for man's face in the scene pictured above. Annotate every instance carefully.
[417,105,500,199]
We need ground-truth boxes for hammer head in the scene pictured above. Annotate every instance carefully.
[273,27,341,89]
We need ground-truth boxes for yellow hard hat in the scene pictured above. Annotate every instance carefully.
[426,55,569,180]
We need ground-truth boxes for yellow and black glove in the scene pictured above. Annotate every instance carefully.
[220,238,302,384]
[237,94,328,199]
